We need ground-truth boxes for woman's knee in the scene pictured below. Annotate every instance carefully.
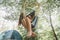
[22,19,25,23]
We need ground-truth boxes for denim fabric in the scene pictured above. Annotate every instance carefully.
[0,30,22,40]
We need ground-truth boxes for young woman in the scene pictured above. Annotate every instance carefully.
[18,11,37,37]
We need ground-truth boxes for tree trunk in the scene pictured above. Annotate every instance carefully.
[49,12,58,40]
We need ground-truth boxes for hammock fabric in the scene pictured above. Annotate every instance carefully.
[31,16,38,28]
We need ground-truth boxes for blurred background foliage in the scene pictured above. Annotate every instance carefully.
[0,0,60,40]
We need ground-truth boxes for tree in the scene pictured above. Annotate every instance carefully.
[41,0,59,40]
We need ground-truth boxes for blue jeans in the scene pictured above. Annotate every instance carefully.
[0,30,22,40]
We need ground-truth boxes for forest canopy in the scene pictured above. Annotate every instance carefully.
[0,0,60,40]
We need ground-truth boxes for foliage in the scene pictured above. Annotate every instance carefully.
[0,0,60,40]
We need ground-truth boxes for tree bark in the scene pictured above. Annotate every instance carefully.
[49,12,58,40]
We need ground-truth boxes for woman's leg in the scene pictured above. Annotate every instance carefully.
[25,17,32,37]
[22,17,32,37]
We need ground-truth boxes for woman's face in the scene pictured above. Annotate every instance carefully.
[28,15,32,19]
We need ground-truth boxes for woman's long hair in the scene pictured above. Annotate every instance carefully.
[18,13,24,25]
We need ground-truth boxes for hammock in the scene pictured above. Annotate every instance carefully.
[31,16,38,28]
